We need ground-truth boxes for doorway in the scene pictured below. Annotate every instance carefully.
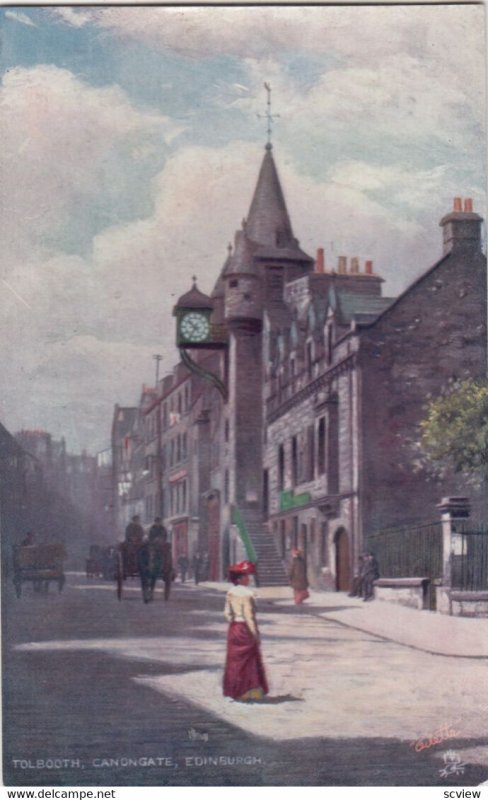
[334,528,350,591]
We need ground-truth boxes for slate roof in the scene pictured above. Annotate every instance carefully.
[335,292,395,324]
[245,145,313,264]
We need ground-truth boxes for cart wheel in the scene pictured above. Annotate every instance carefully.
[116,552,123,601]
[58,574,65,593]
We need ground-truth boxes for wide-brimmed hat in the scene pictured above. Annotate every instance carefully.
[228,560,256,576]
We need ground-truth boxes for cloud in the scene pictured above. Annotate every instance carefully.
[2,7,485,452]
[5,11,38,28]
[0,65,184,263]
[51,8,92,29]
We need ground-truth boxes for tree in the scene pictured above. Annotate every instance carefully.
[420,379,488,484]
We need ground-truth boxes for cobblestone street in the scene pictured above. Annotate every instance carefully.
[3,574,488,787]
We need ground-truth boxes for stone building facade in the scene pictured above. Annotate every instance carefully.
[111,144,487,589]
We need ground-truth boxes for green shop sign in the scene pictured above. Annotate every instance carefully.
[279,489,312,512]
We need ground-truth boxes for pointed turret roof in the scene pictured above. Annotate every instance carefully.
[246,144,293,248]
[245,145,313,264]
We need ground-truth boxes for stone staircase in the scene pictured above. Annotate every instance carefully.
[237,507,288,586]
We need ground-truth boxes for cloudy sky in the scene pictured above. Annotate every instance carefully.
[0,4,486,454]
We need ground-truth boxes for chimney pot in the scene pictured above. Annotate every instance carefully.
[316,247,325,274]
[338,256,347,274]
[464,198,473,213]
[365,260,374,275]
[453,197,462,212]
[350,257,359,274]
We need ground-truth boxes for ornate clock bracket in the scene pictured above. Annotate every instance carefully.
[179,348,228,402]
[174,277,229,403]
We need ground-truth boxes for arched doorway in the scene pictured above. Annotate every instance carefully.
[334,528,350,591]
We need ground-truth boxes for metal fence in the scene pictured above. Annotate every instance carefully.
[451,521,488,591]
[367,521,443,580]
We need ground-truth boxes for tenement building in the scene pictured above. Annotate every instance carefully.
[112,144,487,589]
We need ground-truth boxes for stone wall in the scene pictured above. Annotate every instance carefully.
[359,243,487,535]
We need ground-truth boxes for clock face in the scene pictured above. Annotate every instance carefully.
[180,312,210,343]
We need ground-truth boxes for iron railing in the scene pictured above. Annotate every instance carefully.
[451,521,488,591]
[367,521,443,579]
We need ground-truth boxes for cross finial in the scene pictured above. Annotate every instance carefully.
[257,82,280,148]
[192,275,197,286]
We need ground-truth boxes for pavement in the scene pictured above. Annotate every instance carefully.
[202,581,488,658]
[8,575,488,786]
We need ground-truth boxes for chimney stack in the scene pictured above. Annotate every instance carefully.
[365,260,374,275]
[350,257,359,274]
[316,247,325,273]
[338,256,347,274]
[441,198,482,255]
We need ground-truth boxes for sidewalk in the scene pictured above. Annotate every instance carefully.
[201,581,488,658]
[134,580,488,745]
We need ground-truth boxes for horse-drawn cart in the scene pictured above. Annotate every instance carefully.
[12,543,66,598]
[115,538,173,602]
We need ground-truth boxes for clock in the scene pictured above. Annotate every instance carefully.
[179,312,210,343]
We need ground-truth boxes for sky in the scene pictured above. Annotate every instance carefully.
[0,4,486,454]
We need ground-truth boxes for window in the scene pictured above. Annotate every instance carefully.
[306,425,315,482]
[224,419,230,442]
[291,436,298,486]
[268,266,284,293]
[278,444,285,491]
[230,279,238,288]
[327,399,339,494]
[327,324,333,365]
[320,522,329,566]
[318,417,326,475]
[306,341,313,380]
[224,469,230,504]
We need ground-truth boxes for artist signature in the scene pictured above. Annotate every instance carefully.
[410,722,460,753]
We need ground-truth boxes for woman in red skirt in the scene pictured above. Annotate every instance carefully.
[223,560,269,702]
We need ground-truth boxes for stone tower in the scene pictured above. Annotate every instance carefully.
[223,144,313,583]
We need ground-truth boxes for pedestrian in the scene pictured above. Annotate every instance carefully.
[21,531,35,546]
[161,541,174,601]
[349,554,367,597]
[289,547,309,605]
[362,552,380,601]
[178,553,189,583]
[201,551,209,582]
[192,551,202,585]
[149,517,167,544]
[125,515,144,546]
[223,560,268,702]
[138,537,155,603]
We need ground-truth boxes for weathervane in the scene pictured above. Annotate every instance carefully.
[257,82,280,147]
